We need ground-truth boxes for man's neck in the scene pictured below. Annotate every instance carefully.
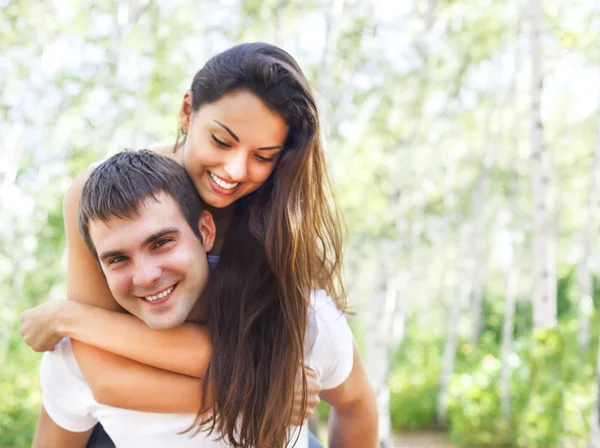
[186,296,209,324]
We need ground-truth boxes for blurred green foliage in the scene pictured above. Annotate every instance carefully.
[0,331,43,448]
[388,274,600,447]
[2,0,600,447]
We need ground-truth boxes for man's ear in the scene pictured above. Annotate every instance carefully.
[198,210,216,253]
[179,90,193,133]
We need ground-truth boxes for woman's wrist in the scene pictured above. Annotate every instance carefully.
[58,300,87,339]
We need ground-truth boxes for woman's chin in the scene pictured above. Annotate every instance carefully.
[202,190,243,209]
[204,197,235,209]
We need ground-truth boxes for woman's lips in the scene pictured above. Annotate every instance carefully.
[207,171,241,196]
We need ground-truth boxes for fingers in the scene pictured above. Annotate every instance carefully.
[305,373,322,394]
[290,366,323,425]
[304,366,319,378]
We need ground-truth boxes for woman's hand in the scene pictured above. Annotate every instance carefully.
[291,366,322,425]
[19,299,79,352]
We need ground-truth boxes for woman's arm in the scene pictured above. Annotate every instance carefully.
[71,340,205,413]
[66,306,211,378]
[20,298,211,378]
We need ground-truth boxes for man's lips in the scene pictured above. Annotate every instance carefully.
[136,283,178,305]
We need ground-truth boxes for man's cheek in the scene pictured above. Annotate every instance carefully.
[106,276,125,298]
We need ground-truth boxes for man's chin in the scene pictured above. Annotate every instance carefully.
[145,319,180,331]
[143,313,187,331]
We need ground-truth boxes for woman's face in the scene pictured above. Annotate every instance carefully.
[179,90,289,209]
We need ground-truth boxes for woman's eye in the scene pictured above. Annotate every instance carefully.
[211,135,229,148]
[255,154,275,163]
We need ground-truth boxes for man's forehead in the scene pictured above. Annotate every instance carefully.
[90,197,185,251]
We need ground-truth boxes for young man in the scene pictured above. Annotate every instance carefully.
[28,151,377,447]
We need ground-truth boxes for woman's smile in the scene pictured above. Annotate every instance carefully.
[208,171,241,196]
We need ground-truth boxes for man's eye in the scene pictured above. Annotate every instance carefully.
[211,135,229,148]
[109,256,127,265]
[154,238,172,249]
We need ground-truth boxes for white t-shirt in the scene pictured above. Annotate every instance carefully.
[40,290,353,448]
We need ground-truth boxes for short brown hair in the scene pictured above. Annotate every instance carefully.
[78,150,203,257]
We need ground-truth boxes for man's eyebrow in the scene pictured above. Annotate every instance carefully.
[213,120,284,151]
[97,228,180,263]
[141,228,180,247]
[99,250,124,263]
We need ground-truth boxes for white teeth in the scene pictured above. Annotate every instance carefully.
[209,172,239,190]
[145,285,174,302]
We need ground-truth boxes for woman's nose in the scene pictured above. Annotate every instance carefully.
[223,150,248,181]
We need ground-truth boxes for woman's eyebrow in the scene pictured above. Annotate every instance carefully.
[213,120,284,151]
[213,121,239,142]
[256,145,284,151]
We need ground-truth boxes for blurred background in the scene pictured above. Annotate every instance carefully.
[1,0,600,446]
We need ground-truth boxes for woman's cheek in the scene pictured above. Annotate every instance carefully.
[253,164,276,183]
[187,149,220,173]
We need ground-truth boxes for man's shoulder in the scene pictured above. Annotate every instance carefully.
[41,338,93,396]
[40,338,99,432]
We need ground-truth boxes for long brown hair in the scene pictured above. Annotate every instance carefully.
[179,43,346,447]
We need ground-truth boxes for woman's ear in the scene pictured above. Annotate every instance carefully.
[198,210,216,253]
[179,90,193,133]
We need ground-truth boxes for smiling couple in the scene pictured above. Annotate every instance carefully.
[20,43,378,447]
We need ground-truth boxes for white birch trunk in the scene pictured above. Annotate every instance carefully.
[500,242,519,422]
[437,226,472,426]
[274,0,286,41]
[529,0,557,329]
[364,245,400,448]
[588,68,600,448]
[578,98,600,348]
[499,15,523,421]
[470,112,496,346]
[592,338,600,448]
[0,125,24,369]
[316,0,344,133]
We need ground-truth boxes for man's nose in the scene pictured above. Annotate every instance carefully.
[132,261,162,289]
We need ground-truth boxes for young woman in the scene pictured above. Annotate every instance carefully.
[21,43,375,447]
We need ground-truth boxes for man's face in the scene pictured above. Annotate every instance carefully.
[90,192,215,330]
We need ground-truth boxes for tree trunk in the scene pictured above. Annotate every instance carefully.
[592,336,600,447]
[529,0,557,329]
[437,226,472,426]
[317,0,345,137]
[499,13,523,422]
[470,111,496,346]
[500,242,519,422]
[0,125,24,372]
[578,95,600,348]
[588,68,600,448]
[364,245,400,448]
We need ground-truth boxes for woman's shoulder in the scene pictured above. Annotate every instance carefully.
[64,167,94,211]
[309,290,345,326]
[88,145,176,171]
[88,146,175,168]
